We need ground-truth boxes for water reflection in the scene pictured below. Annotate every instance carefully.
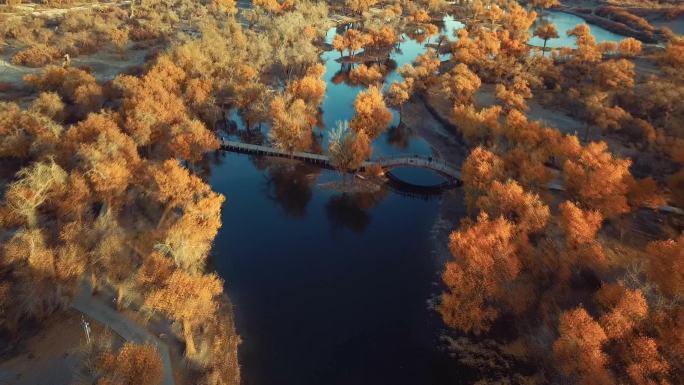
[325,188,387,234]
[256,159,321,218]
[386,124,412,150]
[529,11,626,48]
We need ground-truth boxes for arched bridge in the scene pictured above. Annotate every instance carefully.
[219,138,461,187]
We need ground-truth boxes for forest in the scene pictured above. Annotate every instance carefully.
[0,0,683,384]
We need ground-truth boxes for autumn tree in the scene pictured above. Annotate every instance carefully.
[460,146,505,209]
[345,0,377,15]
[144,271,223,356]
[533,23,559,55]
[399,49,440,92]
[618,37,642,58]
[452,104,502,143]
[528,0,560,11]
[288,63,326,104]
[349,85,392,140]
[558,201,603,246]
[147,159,207,228]
[595,284,647,340]
[349,64,385,86]
[386,78,414,116]
[439,213,520,334]
[97,342,163,385]
[157,188,225,272]
[269,95,315,152]
[332,29,369,58]
[646,233,684,299]
[563,141,632,218]
[553,307,613,385]
[440,63,481,105]
[5,159,67,228]
[476,179,550,235]
[328,121,372,175]
[657,36,684,68]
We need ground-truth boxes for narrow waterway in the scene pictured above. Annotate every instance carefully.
[207,12,626,385]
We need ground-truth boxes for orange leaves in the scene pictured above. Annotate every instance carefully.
[618,37,642,57]
[626,177,666,209]
[97,342,164,385]
[563,141,632,218]
[558,201,603,246]
[595,59,635,90]
[386,78,414,109]
[399,48,440,91]
[328,121,372,172]
[646,233,684,299]
[169,119,219,163]
[366,26,397,50]
[461,146,505,209]
[595,284,647,339]
[533,23,559,43]
[624,336,671,385]
[476,180,550,234]
[345,0,377,15]
[114,56,188,148]
[349,64,385,86]
[288,63,326,103]
[657,37,684,68]
[350,85,392,140]
[440,213,520,333]
[440,63,481,105]
[558,201,606,270]
[144,270,223,324]
[452,104,502,143]
[269,95,314,152]
[553,307,613,385]
[332,29,369,57]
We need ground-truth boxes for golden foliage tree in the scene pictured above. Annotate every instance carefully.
[97,342,163,385]
[349,85,392,140]
[563,141,632,218]
[553,307,613,385]
[439,213,520,334]
[144,271,223,356]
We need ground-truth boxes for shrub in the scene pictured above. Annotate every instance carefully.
[12,45,62,67]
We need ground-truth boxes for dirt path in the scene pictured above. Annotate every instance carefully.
[71,283,175,385]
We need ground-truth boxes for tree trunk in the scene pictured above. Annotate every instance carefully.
[183,319,196,356]
[90,271,98,294]
[543,39,548,57]
[116,285,124,311]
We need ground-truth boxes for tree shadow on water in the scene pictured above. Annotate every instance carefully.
[256,158,321,218]
[324,187,388,235]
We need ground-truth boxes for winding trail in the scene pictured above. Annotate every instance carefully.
[71,284,175,385]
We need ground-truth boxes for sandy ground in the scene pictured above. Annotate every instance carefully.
[0,309,123,385]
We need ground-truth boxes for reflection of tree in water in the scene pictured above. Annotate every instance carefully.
[195,150,226,180]
[386,124,413,150]
[325,187,388,234]
[252,158,321,218]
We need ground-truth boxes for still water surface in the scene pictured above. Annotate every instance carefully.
[208,12,624,385]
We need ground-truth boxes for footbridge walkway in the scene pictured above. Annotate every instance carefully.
[219,138,684,214]
[219,138,462,184]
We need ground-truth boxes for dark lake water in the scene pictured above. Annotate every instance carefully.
[207,12,624,385]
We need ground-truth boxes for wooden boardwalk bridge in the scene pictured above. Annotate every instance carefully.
[219,138,684,214]
[219,138,462,184]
